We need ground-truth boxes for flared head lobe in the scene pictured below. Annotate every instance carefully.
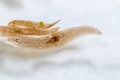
[8,20,18,27]
[6,35,52,48]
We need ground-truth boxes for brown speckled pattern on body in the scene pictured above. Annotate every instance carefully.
[0,20,102,49]
[7,26,102,49]
[0,26,59,38]
[8,20,60,29]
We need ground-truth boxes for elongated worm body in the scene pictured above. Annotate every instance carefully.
[8,20,60,29]
[7,26,102,49]
[0,26,59,38]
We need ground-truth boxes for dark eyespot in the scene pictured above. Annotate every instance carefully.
[15,39,19,42]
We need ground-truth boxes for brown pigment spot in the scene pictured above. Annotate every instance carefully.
[47,36,60,43]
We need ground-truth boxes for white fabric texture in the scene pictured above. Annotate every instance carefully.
[0,0,120,80]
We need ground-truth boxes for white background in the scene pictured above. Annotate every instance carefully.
[0,0,120,80]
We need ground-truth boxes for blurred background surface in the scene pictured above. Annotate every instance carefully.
[0,0,120,80]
